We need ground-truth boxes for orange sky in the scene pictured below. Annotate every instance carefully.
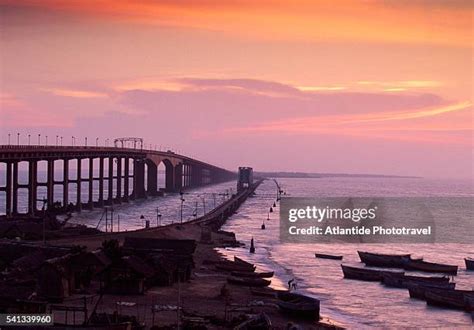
[0,0,472,178]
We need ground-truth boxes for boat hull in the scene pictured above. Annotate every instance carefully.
[358,251,410,268]
[276,292,320,320]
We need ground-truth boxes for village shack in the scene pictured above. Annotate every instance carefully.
[123,237,196,284]
[37,254,75,302]
[99,255,156,295]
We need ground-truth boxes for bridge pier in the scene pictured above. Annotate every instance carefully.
[107,156,113,204]
[133,158,146,199]
[124,157,129,202]
[174,163,183,191]
[76,158,82,212]
[63,159,69,211]
[88,158,94,209]
[99,157,104,206]
[146,161,157,196]
[117,157,122,203]
[28,160,37,216]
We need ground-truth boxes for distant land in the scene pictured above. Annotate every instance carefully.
[255,171,421,179]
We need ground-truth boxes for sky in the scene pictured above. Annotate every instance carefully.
[0,0,472,178]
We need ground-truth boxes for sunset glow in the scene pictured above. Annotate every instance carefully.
[0,0,472,178]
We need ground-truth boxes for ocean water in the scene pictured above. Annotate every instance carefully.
[219,177,474,328]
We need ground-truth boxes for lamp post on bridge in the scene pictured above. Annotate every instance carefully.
[45,135,48,145]
[55,135,59,146]
[72,136,75,146]
[16,133,19,146]
[28,134,31,146]
[7,133,10,145]
[38,134,41,145]
[60,136,63,146]
[85,137,87,146]
[96,137,99,147]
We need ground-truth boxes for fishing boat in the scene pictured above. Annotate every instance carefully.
[424,288,474,310]
[276,292,320,320]
[341,264,403,281]
[234,312,272,329]
[250,287,277,297]
[215,260,256,272]
[358,251,411,268]
[227,276,271,287]
[234,256,255,268]
[315,253,343,260]
[465,258,474,271]
[231,271,274,278]
[403,259,458,275]
[382,273,450,288]
[407,283,457,300]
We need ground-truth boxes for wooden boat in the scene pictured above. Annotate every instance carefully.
[276,292,320,320]
[227,276,270,287]
[315,253,343,260]
[234,256,254,268]
[425,288,474,310]
[250,287,276,297]
[234,312,272,330]
[358,251,411,268]
[403,259,458,275]
[231,270,274,278]
[407,283,457,300]
[341,264,403,282]
[465,258,474,271]
[215,261,256,272]
[382,273,449,288]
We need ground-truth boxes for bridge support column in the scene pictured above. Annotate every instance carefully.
[108,157,114,204]
[12,161,19,215]
[28,160,37,216]
[98,157,104,206]
[147,162,157,196]
[5,162,12,217]
[174,163,183,191]
[76,159,82,212]
[117,157,122,203]
[63,159,69,211]
[133,158,146,199]
[46,160,54,211]
[88,158,94,209]
[165,165,175,192]
[123,157,129,201]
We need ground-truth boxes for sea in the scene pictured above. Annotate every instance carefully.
[1,174,473,328]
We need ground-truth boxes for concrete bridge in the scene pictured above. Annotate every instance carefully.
[0,145,235,217]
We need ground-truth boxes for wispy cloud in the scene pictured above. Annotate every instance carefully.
[42,88,109,98]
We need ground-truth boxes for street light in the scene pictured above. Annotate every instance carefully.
[38,134,41,145]
[96,137,99,147]
[28,134,31,145]
[55,135,59,146]
[16,133,19,145]
[60,136,63,146]
[85,137,87,146]
[45,135,48,145]
[7,133,10,145]
[72,136,75,146]
[156,207,162,227]
[180,191,185,223]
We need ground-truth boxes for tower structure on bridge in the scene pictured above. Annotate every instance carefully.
[237,167,253,192]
